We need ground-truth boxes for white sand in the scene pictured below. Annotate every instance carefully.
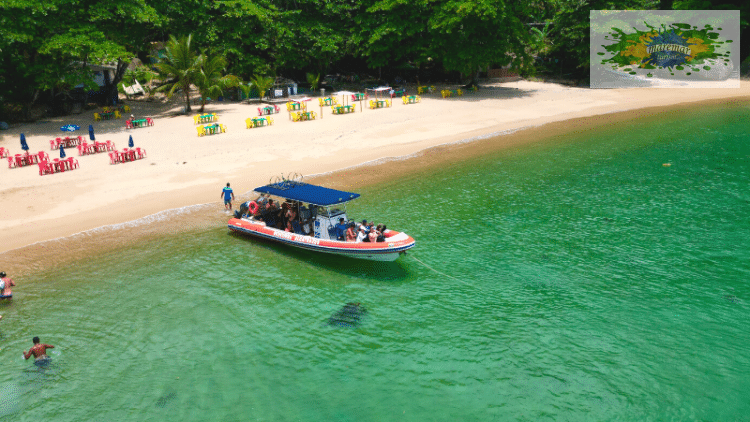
[1,79,749,254]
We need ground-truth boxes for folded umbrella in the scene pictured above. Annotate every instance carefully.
[128,135,134,148]
[20,133,29,151]
[89,125,96,141]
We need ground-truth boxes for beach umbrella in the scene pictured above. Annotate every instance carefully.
[20,133,29,151]
[59,144,66,158]
[60,124,80,133]
[89,125,96,141]
[128,135,134,148]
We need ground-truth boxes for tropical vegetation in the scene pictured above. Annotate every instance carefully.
[0,0,747,121]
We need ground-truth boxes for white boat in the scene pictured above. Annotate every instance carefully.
[227,181,415,261]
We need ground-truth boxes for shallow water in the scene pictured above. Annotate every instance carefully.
[1,103,749,421]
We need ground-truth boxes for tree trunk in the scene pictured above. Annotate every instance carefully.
[185,87,192,113]
[104,58,130,106]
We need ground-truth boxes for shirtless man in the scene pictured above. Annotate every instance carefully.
[24,337,54,362]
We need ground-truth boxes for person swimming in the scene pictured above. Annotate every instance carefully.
[24,336,54,366]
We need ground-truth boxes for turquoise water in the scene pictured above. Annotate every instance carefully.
[1,103,749,421]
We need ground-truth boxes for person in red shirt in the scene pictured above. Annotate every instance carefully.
[24,337,55,364]
[0,271,15,299]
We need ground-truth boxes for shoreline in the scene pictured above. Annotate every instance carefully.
[1,80,749,276]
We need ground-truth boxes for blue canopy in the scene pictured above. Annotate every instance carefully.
[254,182,360,206]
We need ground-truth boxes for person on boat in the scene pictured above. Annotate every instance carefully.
[368,226,379,243]
[285,206,298,223]
[376,225,386,242]
[346,222,357,242]
[335,218,347,241]
[221,183,235,211]
[261,200,278,226]
[0,271,14,299]
[356,226,367,243]
[285,221,294,232]
[24,337,54,363]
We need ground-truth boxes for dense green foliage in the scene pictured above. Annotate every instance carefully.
[0,0,747,119]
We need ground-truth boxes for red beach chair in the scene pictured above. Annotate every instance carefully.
[0,147,7,158]
[7,156,17,168]
[109,151,119,164]
[37,161,54,176]
[135,147,147,159]
[66,157,79,169]
[146,117,154,126]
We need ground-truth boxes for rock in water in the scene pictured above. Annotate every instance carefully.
[328,302,367,327]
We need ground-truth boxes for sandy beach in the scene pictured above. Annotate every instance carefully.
[1,79,749,271]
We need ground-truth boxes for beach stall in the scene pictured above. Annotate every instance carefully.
[365,87,393,109]
[331,91,359,114]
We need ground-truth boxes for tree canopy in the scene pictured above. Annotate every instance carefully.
[0,0,747,119]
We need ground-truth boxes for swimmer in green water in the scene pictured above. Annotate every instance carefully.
[24,337,54,362]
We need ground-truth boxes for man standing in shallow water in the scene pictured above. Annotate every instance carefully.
[24,337,54,363]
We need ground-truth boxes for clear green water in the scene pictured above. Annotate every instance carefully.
[2,103,749,421]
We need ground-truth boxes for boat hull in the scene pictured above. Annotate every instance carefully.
[228,218,415,261]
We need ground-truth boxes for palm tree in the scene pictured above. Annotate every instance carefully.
[194,53,243,113]
[249,75,275,103]
[153,34,201,113]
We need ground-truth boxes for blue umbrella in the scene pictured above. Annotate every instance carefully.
[60,124,80,133]
[89,125,96,141]
[20,133,29,151]
[59,144,66,158]
[128,135,134,148]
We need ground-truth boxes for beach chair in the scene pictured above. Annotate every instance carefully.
[369,100,376,109]
[147,117,154,126]
[274,105,280,113]
[193,115,201,125]
[331,106,338,115]
[7,156,17,168]
[220,124,226,133]
[246,118,254,129]
[0,147,7,158]
[318,98,326,107]
[135,147,147,159]
[402,96,408,105]
[351,104,356,112]
[114,111,122,119]
[310,111,316,120]
[385,100,391,107]
[37,161,54,176]
[197,126,206,137]
[267,117,273,126]
[66,157,79,170]
[94,113,101,121]
[122,105,131,112]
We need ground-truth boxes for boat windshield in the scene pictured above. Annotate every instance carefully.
[318,204,347,218]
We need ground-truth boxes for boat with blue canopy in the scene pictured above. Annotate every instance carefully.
[227,179,415,261]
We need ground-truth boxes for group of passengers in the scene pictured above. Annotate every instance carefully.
[336,218,387,243]
[239,194,387,242]
[239,194,313,235]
